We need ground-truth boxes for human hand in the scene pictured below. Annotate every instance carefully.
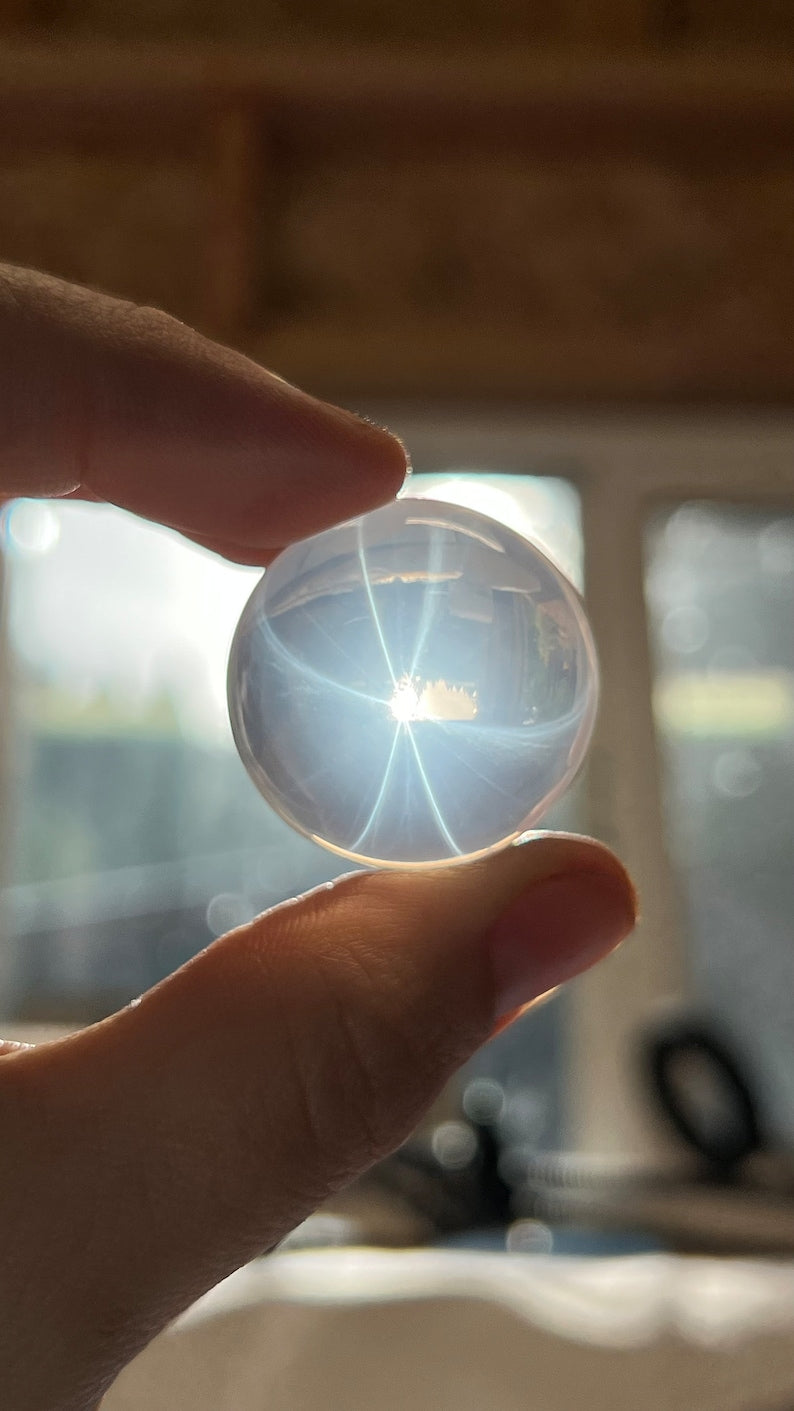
[0,267,637,1411]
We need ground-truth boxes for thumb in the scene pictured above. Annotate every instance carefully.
[1,834,635,1410]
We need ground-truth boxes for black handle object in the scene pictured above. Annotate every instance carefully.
[641,1014,765,1174]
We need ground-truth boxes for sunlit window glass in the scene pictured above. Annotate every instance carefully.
[646,503,794,1138]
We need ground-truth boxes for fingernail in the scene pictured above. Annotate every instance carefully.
[488,867,637,1020]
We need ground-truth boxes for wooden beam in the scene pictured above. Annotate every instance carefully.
[202,100,263,339]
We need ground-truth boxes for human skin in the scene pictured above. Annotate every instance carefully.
[0,266,636,1411]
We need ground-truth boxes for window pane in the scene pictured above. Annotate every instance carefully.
[646,503,794,1138]
[0,500,341,1021]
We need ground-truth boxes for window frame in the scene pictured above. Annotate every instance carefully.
[367,407,794,1157]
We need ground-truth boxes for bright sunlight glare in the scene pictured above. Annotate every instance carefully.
[388,677,423,723]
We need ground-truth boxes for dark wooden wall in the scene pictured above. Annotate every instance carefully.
[1,13,794,402]
[5,0,794,51]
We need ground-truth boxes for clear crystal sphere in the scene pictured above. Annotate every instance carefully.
[228,498,598,869]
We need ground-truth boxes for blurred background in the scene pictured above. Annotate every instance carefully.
[3,8,794,1409]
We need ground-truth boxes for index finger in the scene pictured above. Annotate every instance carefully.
[0,266,408,561]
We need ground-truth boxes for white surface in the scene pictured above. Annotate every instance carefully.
[106,1248,794,1411]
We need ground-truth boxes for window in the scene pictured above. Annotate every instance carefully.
[7,411,794,1166]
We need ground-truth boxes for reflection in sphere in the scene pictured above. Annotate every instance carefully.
[228,498,598,868]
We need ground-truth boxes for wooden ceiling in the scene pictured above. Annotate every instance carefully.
[1,41,794,402]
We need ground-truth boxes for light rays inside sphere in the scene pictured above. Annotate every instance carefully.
[228,499,598,868]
